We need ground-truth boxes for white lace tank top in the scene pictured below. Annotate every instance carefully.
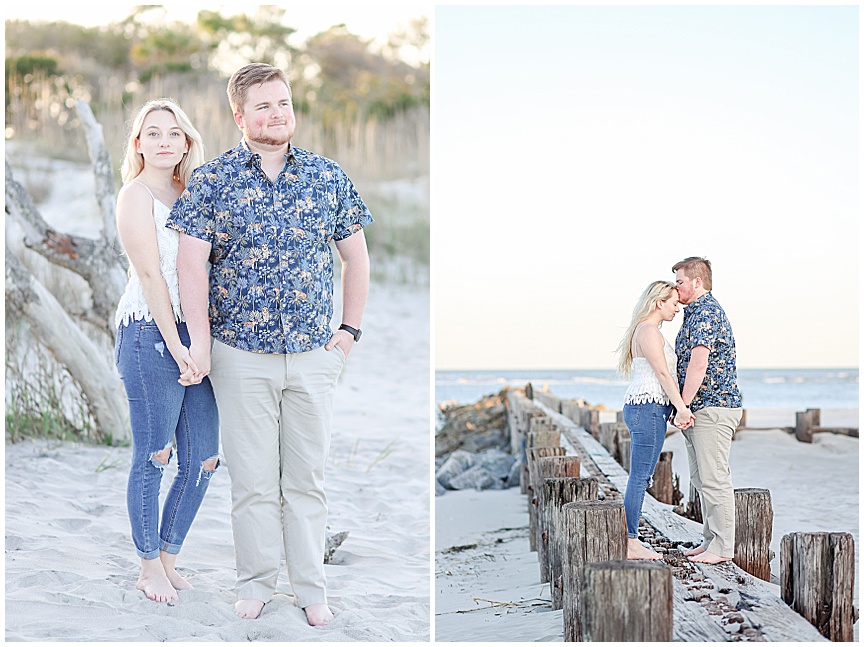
[113,181,184,329]
[624,327,677,406]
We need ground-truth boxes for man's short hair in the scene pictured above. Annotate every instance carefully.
[672,256,713,290]
[227,63,291,114]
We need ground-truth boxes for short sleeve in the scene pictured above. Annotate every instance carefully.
[332,169,373,241]
[166,168,216,244]
[688,306,718,351]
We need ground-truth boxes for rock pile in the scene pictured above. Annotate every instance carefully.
[435,391,518,495]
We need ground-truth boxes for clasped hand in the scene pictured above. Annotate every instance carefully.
[174,345,208,386]
[673,408,695,430]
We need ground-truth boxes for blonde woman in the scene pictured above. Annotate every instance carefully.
[616,281,693,560]
[114,99,219,603]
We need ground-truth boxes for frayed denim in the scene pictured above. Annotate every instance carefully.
[115,320,219,559]
[622,401,673,538]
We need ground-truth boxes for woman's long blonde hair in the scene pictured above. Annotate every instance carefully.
[120,98,204,185]
[615,280,678,378]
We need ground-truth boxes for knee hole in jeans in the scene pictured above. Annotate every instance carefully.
[148,443,173,470]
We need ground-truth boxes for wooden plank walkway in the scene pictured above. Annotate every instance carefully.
[533,399,828,642]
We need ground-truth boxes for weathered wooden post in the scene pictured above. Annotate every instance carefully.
[580,408,600,439]
[534,456,581,562]
[780,531,856,642]
[548,477,599,609]
[598,422,619,461]
[616,424,631,473]
[686,484,703,523]
[647,451,681,506]
[806,408,821,427]
[540,475,596,585]
[561,500,627,639]
[527,446,566,551]
[737,408,747,430]
[795,409,816,443]
[733,488,773,581]
[578,560,673,642]
[615,410,624,423]
[520,417,557,495]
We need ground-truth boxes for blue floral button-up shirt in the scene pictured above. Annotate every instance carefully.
[675,292,742,412]
[167,141,373,354]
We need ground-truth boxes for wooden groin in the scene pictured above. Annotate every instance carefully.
[736,407,858,442]
[507,387,855,642]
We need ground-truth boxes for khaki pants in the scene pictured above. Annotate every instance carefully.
[209,340,346,607]
[681,406,742,558]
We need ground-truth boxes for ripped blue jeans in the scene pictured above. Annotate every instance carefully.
[115,319,219,560]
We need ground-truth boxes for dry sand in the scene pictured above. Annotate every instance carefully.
[5,283,431,641]
[435,408,859,642]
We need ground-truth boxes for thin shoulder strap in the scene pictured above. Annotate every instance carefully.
[130,179,156,201]
[631,322,652,357]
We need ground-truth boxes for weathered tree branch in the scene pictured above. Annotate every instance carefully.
[75,100,121,251]
[6,246,130,442]
[5,160,127,331]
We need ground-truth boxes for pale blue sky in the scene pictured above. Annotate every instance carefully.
[433,5,858,370]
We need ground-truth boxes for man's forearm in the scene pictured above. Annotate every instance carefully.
[178,261,211,348]
[340,252,370,328]
[681,350,709,405]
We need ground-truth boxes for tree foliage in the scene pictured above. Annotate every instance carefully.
[5,9,429,121]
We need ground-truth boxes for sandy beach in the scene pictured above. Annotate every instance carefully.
[6,283,431,642]
[435,407,859,642]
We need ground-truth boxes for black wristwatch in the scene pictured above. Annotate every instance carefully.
[338,324,362,342]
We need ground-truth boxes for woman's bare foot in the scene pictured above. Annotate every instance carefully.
[688,550,732,564]
[159,551,193,591]
[304,603,334,626]
[136,557,178,603]
[235,599,265,620]
[683,545,707,557]
[627,538,663,560]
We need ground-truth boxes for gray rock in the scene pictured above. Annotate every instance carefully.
[474,448,516,480]
[435,479,446,496]
[435,449,476,488]
[449,465,497,491]
[505,459,522,488]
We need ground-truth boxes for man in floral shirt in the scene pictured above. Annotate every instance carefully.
[169,63,372,625]
[673,257,742,565]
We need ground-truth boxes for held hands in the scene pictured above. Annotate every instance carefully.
[673,407,695,430]
[172,344,209,386]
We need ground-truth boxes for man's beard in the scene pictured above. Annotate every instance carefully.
[249,129,293,147]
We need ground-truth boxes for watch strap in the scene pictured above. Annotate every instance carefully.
[339,324,362,342]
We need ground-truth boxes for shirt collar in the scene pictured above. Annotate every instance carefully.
[238,139,296,166]
[684,291,712,314]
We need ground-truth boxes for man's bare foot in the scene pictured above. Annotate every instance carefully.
[688,550,732,564]
[136,558,178,603]
[627,538,663,560]
[235,599,265,620]
[304,603,334,626]
[160,551,193,591]
[683,545,707,557]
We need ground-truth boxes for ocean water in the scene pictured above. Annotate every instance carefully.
[435,368,859,410]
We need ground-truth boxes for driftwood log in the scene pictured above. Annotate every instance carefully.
[578,560,674,642]
[547,477,598,610]
[561,500,626,641]
[780,531,856,641]
[6,101,131,441]
[733,488,773,581]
